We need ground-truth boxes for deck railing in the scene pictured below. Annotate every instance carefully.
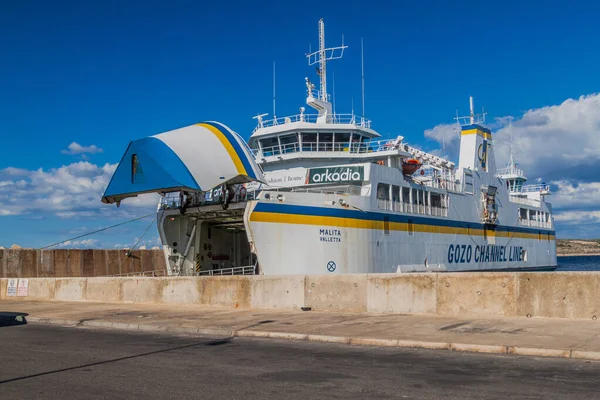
[509,196,540,207]
[159,187,258,210]
[519,219,553,229]
[496,166,525,177]
[521,184,550,193]
[254,139,403,159]
[378,199,448,217]
[197,265,256,276]
[253,113,372,132]
[107,269,168,278]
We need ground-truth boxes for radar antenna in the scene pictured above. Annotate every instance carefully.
[253,113,268,129]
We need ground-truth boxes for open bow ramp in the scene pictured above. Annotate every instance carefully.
[102,121,264,204]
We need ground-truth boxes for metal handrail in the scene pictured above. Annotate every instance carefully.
[159,187,259,210]
[107,269,168,277]
[255,139,401,158]
[253,113,372,131]
[519,219,553,229]
[197,265,256,276]
[496,166,525,177]
[509,196,540,207]
[521,184,550,193]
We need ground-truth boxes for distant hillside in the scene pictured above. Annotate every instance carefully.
[557,239,600,256]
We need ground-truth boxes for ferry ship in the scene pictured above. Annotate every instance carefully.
[101,19,557,275]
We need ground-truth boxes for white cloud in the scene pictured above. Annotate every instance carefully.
[550,180,600,210]
[61,142,104,155]
[56,239,100,248]
[492,94,600,182]
[553,211,600,224]
[424,123,460,149]
[0,161,159,218]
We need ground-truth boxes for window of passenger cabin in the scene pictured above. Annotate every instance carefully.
[402,187,411,204]
[377,183,390,199]
[431,193,442,208]
[392,186,400,211]
[519,208,528,220]
[377,183,390,210]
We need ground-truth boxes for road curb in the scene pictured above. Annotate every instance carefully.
[507,346,571,358]
[28,317,80,326]
[25,317,600,361]
[450,343,508,355]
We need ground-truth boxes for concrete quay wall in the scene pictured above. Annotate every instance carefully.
[1,272,599,321]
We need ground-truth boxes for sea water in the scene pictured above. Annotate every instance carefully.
[557,255,600,271]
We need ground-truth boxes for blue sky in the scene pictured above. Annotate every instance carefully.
[1,0,600,247]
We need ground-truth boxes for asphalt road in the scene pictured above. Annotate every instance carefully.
[0,319,599,399]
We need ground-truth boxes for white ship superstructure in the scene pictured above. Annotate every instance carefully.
[102,19,557,275]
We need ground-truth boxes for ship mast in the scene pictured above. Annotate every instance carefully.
[306,18,347,120]
[454,96,487,126]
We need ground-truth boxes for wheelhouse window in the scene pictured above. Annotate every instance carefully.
[319,132,334,151]
[301,133,317,151]
[259,137,280,156]
[279,134,298,154]
[336,132,351,151]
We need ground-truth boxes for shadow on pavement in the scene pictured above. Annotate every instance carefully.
[0,314,277,384]
[0,312,29,328]
[0,336,232,385]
